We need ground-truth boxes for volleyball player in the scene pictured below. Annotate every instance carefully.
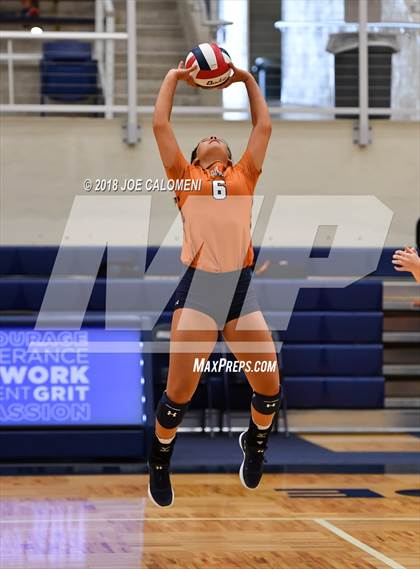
[148,61,280,508]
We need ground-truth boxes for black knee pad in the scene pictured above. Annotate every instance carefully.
[251,390,281,415]
[156,391,189,429]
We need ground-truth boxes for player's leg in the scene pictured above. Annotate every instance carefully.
[222,310,281,489]
[148,307,218,507]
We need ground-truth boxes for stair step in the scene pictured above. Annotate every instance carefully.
[0,69,39,86]
[115,77,195,95]
[115,68,179,80]
[114,0,179,9]
[1,0,196,109]
[135,10,179,24]
[383,331,420,343]
[385,397,420,408]
[0,41,43,54]
[118,23,183,31]
[384,364,420,376]
[115,93,200,106]
[135,36,188,50]
[115,23,184,38]
[385,301,420,310]
[1,0,94,16]
[0,21,93,31]
[115,61,176,69]
[386,380,420,398]
[115,70,170,81]
[116,51,188,64]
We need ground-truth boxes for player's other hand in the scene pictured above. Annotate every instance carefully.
[217,63,252,89]
[174,61,198,88]
[392,246,420,273]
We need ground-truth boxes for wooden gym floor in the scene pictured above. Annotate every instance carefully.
[1,468,419,569]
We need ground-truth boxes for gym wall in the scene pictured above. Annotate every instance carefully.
[1,116,418,247]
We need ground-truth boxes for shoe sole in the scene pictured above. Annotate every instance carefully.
[238,431,259,490]
[147,483,174,508]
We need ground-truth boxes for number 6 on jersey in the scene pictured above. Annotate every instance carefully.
[212,180,227,200]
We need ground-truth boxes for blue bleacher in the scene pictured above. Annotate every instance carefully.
[0,245,397,410]
[0,245,403,277]
[282,376,384,409]
[281,345,383,376]
[41,41,100,103]
[266,312,383,343]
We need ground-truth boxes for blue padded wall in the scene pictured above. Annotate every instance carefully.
[0,246,387,410]
[283,377,385,409]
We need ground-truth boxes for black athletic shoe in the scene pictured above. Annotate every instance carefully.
[239,419,272,490]
[147,434,176,508]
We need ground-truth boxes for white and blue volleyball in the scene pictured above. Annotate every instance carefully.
[185,43,232,88]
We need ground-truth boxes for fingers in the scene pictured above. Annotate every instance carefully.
[178,61,198,74]
[392,247,419,274]
[188,63,199,75]
[216,70,236,89]
[177,61,199,87]
[186,65,199,87]
[393,252,410,262]
[215,63,236,88]
[217,78,233,89]
[396,247,418,256]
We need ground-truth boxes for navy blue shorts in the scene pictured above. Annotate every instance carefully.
[173,265,260,328]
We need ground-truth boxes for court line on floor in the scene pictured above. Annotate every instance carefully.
[314,518,406,569]
[1,516,419,524]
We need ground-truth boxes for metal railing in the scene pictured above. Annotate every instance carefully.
[271,16,420,140]
[0,30,125,107]
[0,0,418,146]
[0,0,138,143]
[95,0,115,119]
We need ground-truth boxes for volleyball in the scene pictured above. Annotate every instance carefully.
[185,43,233,88]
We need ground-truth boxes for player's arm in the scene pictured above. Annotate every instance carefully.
[153,62,198,169]
[221,64,272,171]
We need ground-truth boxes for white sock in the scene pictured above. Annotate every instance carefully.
[157,435,175,444]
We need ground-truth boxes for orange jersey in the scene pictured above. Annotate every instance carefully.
[164,149,261,273]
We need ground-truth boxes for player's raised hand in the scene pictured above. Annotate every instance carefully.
[392,247,420,273]
[175,60,198,88]
[217,63,252,89]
